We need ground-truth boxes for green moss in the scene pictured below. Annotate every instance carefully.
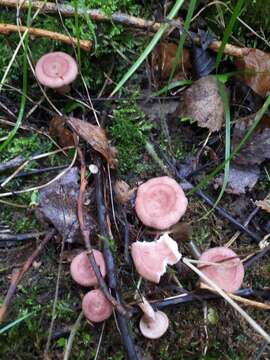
[109,101,152,174]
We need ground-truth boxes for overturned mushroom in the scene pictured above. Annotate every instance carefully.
[70,250,106,287]
[135,176,188,230]
[35,51,78,93]
[138,297,169,339]
[198,247,244,293]
[131,233,181,283]
[82,289,113,323]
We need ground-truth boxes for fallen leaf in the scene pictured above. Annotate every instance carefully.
[255,199,270,213]
[232,114,270,166]
[35,167,94,243]
[151,42,191,80]
[235,48,270,97]
[214,164,260,195]
[67,117,118,169]
[176,75,225,131]
[49,116,74,147]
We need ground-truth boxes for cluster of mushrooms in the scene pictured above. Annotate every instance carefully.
[34,51,245,340]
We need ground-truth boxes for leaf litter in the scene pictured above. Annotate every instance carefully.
[35,167,94,243]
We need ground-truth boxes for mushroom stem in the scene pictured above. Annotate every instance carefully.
[138,297,156,324]
[183,257,270,345]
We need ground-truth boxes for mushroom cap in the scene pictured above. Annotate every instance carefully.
[135,176,188,229]
[35,52,78,88]
[70,250,106,287]
[198,247,244,293]
[82,289,113,323]
[139,310,169,339]
[131,234,181,283]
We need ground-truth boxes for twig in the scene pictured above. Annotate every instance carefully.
[183,257,270,344]
[44,237,65,357]
[76,146,128,318]
[0,0,250,57]
[0,229,56,323]
[200,283,270,310]
[130,288,255,314]
[0,232,46,242]
[0,155,25,173]
[0,165,69,183]
[94,157,138,360]
[0,23,91,52]
[63,311,84,360]
[244,245,270,269]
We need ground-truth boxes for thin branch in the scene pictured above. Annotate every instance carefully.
[0,229,56,323]
[76,146,129,318]
[94,157,138,360]
[0,23,91,51]
[0,0,250,57]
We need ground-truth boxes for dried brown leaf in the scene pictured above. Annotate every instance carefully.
[214,165,260,195]
[255,199,270,213]
[152,42,191,80]
[67,117,118,169]
[235,48,270,97]
[176,75,224,132]
[232,114,270,166]
[49,116,74,147]
[35,168,94,243]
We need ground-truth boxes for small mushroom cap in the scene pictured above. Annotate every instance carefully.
[35,52,78,88]
[70,250,106,287]
[131,234,181,283]
[135,176,188,229]
[82,289,113,323]
[139,310,169,339]
[198,247,244,293]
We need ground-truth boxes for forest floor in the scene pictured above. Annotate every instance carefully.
[0,1,270,359]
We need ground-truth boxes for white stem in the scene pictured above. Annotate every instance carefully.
[183,257,270,344]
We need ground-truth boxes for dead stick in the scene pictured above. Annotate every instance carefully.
[94,157,138,360]
[76,146,129,318]
[200,283,270,310]
[0,228,56,323]
[0,23,91,52]
[0,0,249,57]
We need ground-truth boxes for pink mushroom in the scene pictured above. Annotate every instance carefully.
[82,289,113,323]
[198,247,244,293]
[135,176,188,230]
[131,233,181,283]
[35,52,78,92]
[70,250,106,287]
[138,297,169,339]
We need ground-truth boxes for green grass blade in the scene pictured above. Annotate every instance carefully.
[153,80,192,96]
[188,93,270,195]
[168,0,197,85]
[213,80,231,206]
[73,0,81,67]
[110,0,185,97]
[0,3,31,153]
[215,0,245,70]
[0,312,34,335]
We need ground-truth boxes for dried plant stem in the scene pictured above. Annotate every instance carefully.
[183,257,270,344]
[44,237,65,358]
[0,229,56,323]
[0,23,91,51]
[76,146,129,318]
[63,311,84,360]
[0,0,249,57]
[200,283,270,310]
